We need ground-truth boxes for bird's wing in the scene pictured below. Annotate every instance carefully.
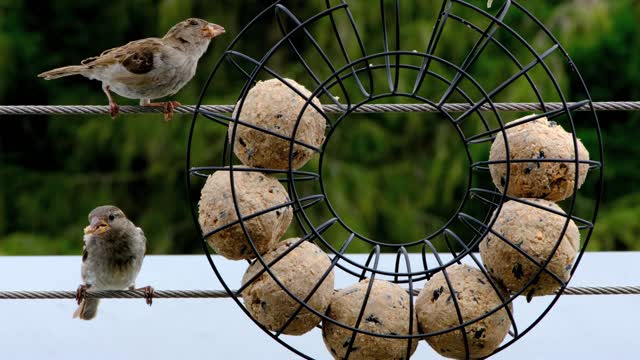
[136,227,148,256]
[80,47,117,65]
[79,38,165,75]
[80,235,95,285]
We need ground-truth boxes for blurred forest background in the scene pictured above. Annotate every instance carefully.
[0,0,638,255]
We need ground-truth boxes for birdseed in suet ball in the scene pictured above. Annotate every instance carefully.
[322,279,418,360]
[489,115,590,202]
[229,78,326,170]
[479,199,580,297]
[416,264,512,359]
[241,239,335,335]
[198,169,292,260]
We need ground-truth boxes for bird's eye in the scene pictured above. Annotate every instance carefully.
[189,20,199,26]
[108,214,115,222]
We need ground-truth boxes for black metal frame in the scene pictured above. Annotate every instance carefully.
[186,1,604,359]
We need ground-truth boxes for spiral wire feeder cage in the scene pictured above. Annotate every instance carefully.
[186,0,603,359]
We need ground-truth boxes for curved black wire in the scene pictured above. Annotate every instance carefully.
[185,1,604,359]
[325,0,374,97]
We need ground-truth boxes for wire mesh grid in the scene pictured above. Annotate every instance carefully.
[185,0,603,359]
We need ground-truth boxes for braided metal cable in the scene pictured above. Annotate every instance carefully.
[1,286,638,300]
[0,289,231,300]
[561,286,640,296]
[1,101,639,116]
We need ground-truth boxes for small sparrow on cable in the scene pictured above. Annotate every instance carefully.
[38,18,225,121]
[74,205,152,320]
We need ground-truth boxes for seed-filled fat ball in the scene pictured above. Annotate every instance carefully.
[198,169,292,260]
[489,115,590,202]
[241,239,335,335]
[229,78,326,170]
[479,199,580,296]
[416,264,512,359]
[322,279,418,360]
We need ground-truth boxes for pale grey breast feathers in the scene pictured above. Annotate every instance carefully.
[81,222,146,289]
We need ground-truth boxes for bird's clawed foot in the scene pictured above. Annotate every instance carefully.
[109,102,120,119]
[135,286,155,306]
[162,101,181,122]
[141,101,181,121]
[76,284,90,305]
[102,85,119,119]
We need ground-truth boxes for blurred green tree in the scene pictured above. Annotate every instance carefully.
[0,0,637,255]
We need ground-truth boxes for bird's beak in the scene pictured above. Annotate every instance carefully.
[202,23,225,39]
[84,217,109,235]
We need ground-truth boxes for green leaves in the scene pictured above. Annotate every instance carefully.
[0,1,637,254]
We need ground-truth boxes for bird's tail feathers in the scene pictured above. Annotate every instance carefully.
[38,65,87,80]
[73,298,100,320]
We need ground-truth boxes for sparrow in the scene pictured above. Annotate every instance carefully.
[38,18,225,121]
[74,205,152,320]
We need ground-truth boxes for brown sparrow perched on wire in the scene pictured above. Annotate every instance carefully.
[74,205,152,320]
[38,18,225,121]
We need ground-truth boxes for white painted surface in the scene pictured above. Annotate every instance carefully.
[0,252,637,359]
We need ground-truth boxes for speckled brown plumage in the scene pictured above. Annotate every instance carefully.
[38,18,225,120]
